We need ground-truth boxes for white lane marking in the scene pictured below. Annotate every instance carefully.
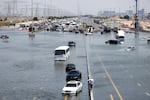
[64,95,68,100]
[110,94,114,100]
[146,92,150,96]
[137,83,142,87]
[98,57,123,100]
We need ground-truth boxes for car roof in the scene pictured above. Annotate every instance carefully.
[67,81,81,84]
[66,63,75,66]
[68,41,75,43]
[55,46,69,50]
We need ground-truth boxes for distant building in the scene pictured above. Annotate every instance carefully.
[147,13,150,19]
[138,9,145,17]
[126,10,134,16]
[97,11,116,17]
[97,10,133,17]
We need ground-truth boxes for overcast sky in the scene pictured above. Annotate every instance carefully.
[0,0,150,15]
[51,0,150,15]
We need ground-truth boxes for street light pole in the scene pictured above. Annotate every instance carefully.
[135,0,139,35]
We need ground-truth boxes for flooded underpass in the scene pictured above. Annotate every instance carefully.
[0,29,150,100]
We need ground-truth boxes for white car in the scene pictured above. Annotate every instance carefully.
[62,81,83,95]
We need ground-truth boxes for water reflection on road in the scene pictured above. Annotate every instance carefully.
[0,29,150,100]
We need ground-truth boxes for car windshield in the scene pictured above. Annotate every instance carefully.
[68,71,79,76]
[67,64,75,67]
[69,71,78,74]
[69,41,74,43]
[66,84,76,87]
[55,50,65,55]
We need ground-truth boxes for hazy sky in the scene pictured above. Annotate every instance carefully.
[52,0,150,14]
[0,0,150,15]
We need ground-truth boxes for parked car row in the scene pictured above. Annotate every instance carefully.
[54,43,82,96]
[62,63,83,96]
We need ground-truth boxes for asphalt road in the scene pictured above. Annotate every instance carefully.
[87,32,150,100]
[0,29,150,100]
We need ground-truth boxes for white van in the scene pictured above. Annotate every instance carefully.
[116,30,125,39]
[54,46,70,61]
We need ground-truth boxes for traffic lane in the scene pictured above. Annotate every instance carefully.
[82,34,110,100]
[45,32,89,100]
[88,33,150,100]
[101,53,150,100]
[101,56,149,99]
[59,33,95,100]
[63,34,89,100]
[89,53,122,100]
[86,34,122,100]
[118,52,150,100]
[0,31,88,100]
[50,32,89,100]
[101,36,150,100]
[0,33,65,100]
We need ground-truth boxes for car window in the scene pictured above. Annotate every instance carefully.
[66,84,76,87]
[55,50,65,55]
[67,64,74,67]
[69,71,76,74]
[78,83,80,86]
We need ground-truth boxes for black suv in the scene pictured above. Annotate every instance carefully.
[105,39,119,44]
[66,70,82,82]
[66,63,76,73]
[68,41,76,47]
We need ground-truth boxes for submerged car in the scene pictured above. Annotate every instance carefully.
[68,41,76,47]
[62,81,83,95]
[0,35,9,39]
[105,39,120,44]
[126,46,136,51]
[66,70,82,82]
[66,63,76,73]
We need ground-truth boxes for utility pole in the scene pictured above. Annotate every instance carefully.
[31,0,33,17]
[25,5,28,16]
[44,0,46,17]
[77,0,80,17]
[7,3,11,17]
[135,0,139,35]
[35,3,39,17]
[12,0,18,16]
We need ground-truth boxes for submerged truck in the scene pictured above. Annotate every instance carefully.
[115,30,125,42]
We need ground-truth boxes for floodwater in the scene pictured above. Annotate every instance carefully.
[0,29,89,100]
[0,29,150,100]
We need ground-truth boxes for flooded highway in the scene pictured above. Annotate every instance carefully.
[0,29,150,100]
[0,29,89,100]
